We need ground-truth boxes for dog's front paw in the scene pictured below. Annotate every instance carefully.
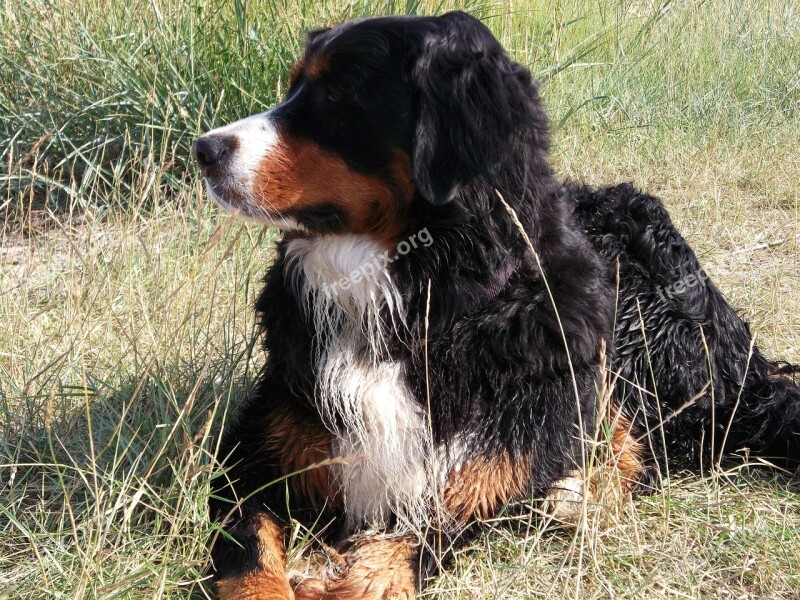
[213,513,294,600]
[290,537,417,600]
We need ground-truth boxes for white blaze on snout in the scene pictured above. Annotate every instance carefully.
[201,111,295,225]
[205,111,278,184]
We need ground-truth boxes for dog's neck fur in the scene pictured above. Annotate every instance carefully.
[284,234,406,359]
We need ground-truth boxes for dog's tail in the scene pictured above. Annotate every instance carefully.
[723,357,800,466]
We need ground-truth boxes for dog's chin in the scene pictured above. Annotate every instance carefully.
[204,180,306,233]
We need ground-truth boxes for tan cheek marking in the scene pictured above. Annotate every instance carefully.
[390,149,415,209]
[305,53,329,80]
[216,514,293,600]
[265,411,340,509]
[443,451,531,523]
[289,60,305,87]
[253,137,413,241]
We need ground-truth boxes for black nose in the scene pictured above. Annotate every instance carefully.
[192,134,237,171]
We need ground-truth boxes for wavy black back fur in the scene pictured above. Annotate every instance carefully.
[572,183,800,466]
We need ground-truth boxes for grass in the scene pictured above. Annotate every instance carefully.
[1,0,799,597]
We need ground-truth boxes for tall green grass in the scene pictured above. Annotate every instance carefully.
[2,0,798,215]
[1,1,799,598]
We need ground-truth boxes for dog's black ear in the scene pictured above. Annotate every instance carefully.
[411,11,544,205]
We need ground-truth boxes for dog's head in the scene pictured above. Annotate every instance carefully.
[194,12,544,241]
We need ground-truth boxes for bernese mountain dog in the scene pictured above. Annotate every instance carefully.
[193,11,800,599]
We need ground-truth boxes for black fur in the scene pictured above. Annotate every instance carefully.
[205,11,800,589]
[571,183,800,466]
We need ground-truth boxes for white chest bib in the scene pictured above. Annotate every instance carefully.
[285,235,432,530]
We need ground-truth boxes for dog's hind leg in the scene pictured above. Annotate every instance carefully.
[545,405,651,521]
[571,182,800,467]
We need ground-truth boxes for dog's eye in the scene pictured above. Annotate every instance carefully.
[326,87,345,104]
